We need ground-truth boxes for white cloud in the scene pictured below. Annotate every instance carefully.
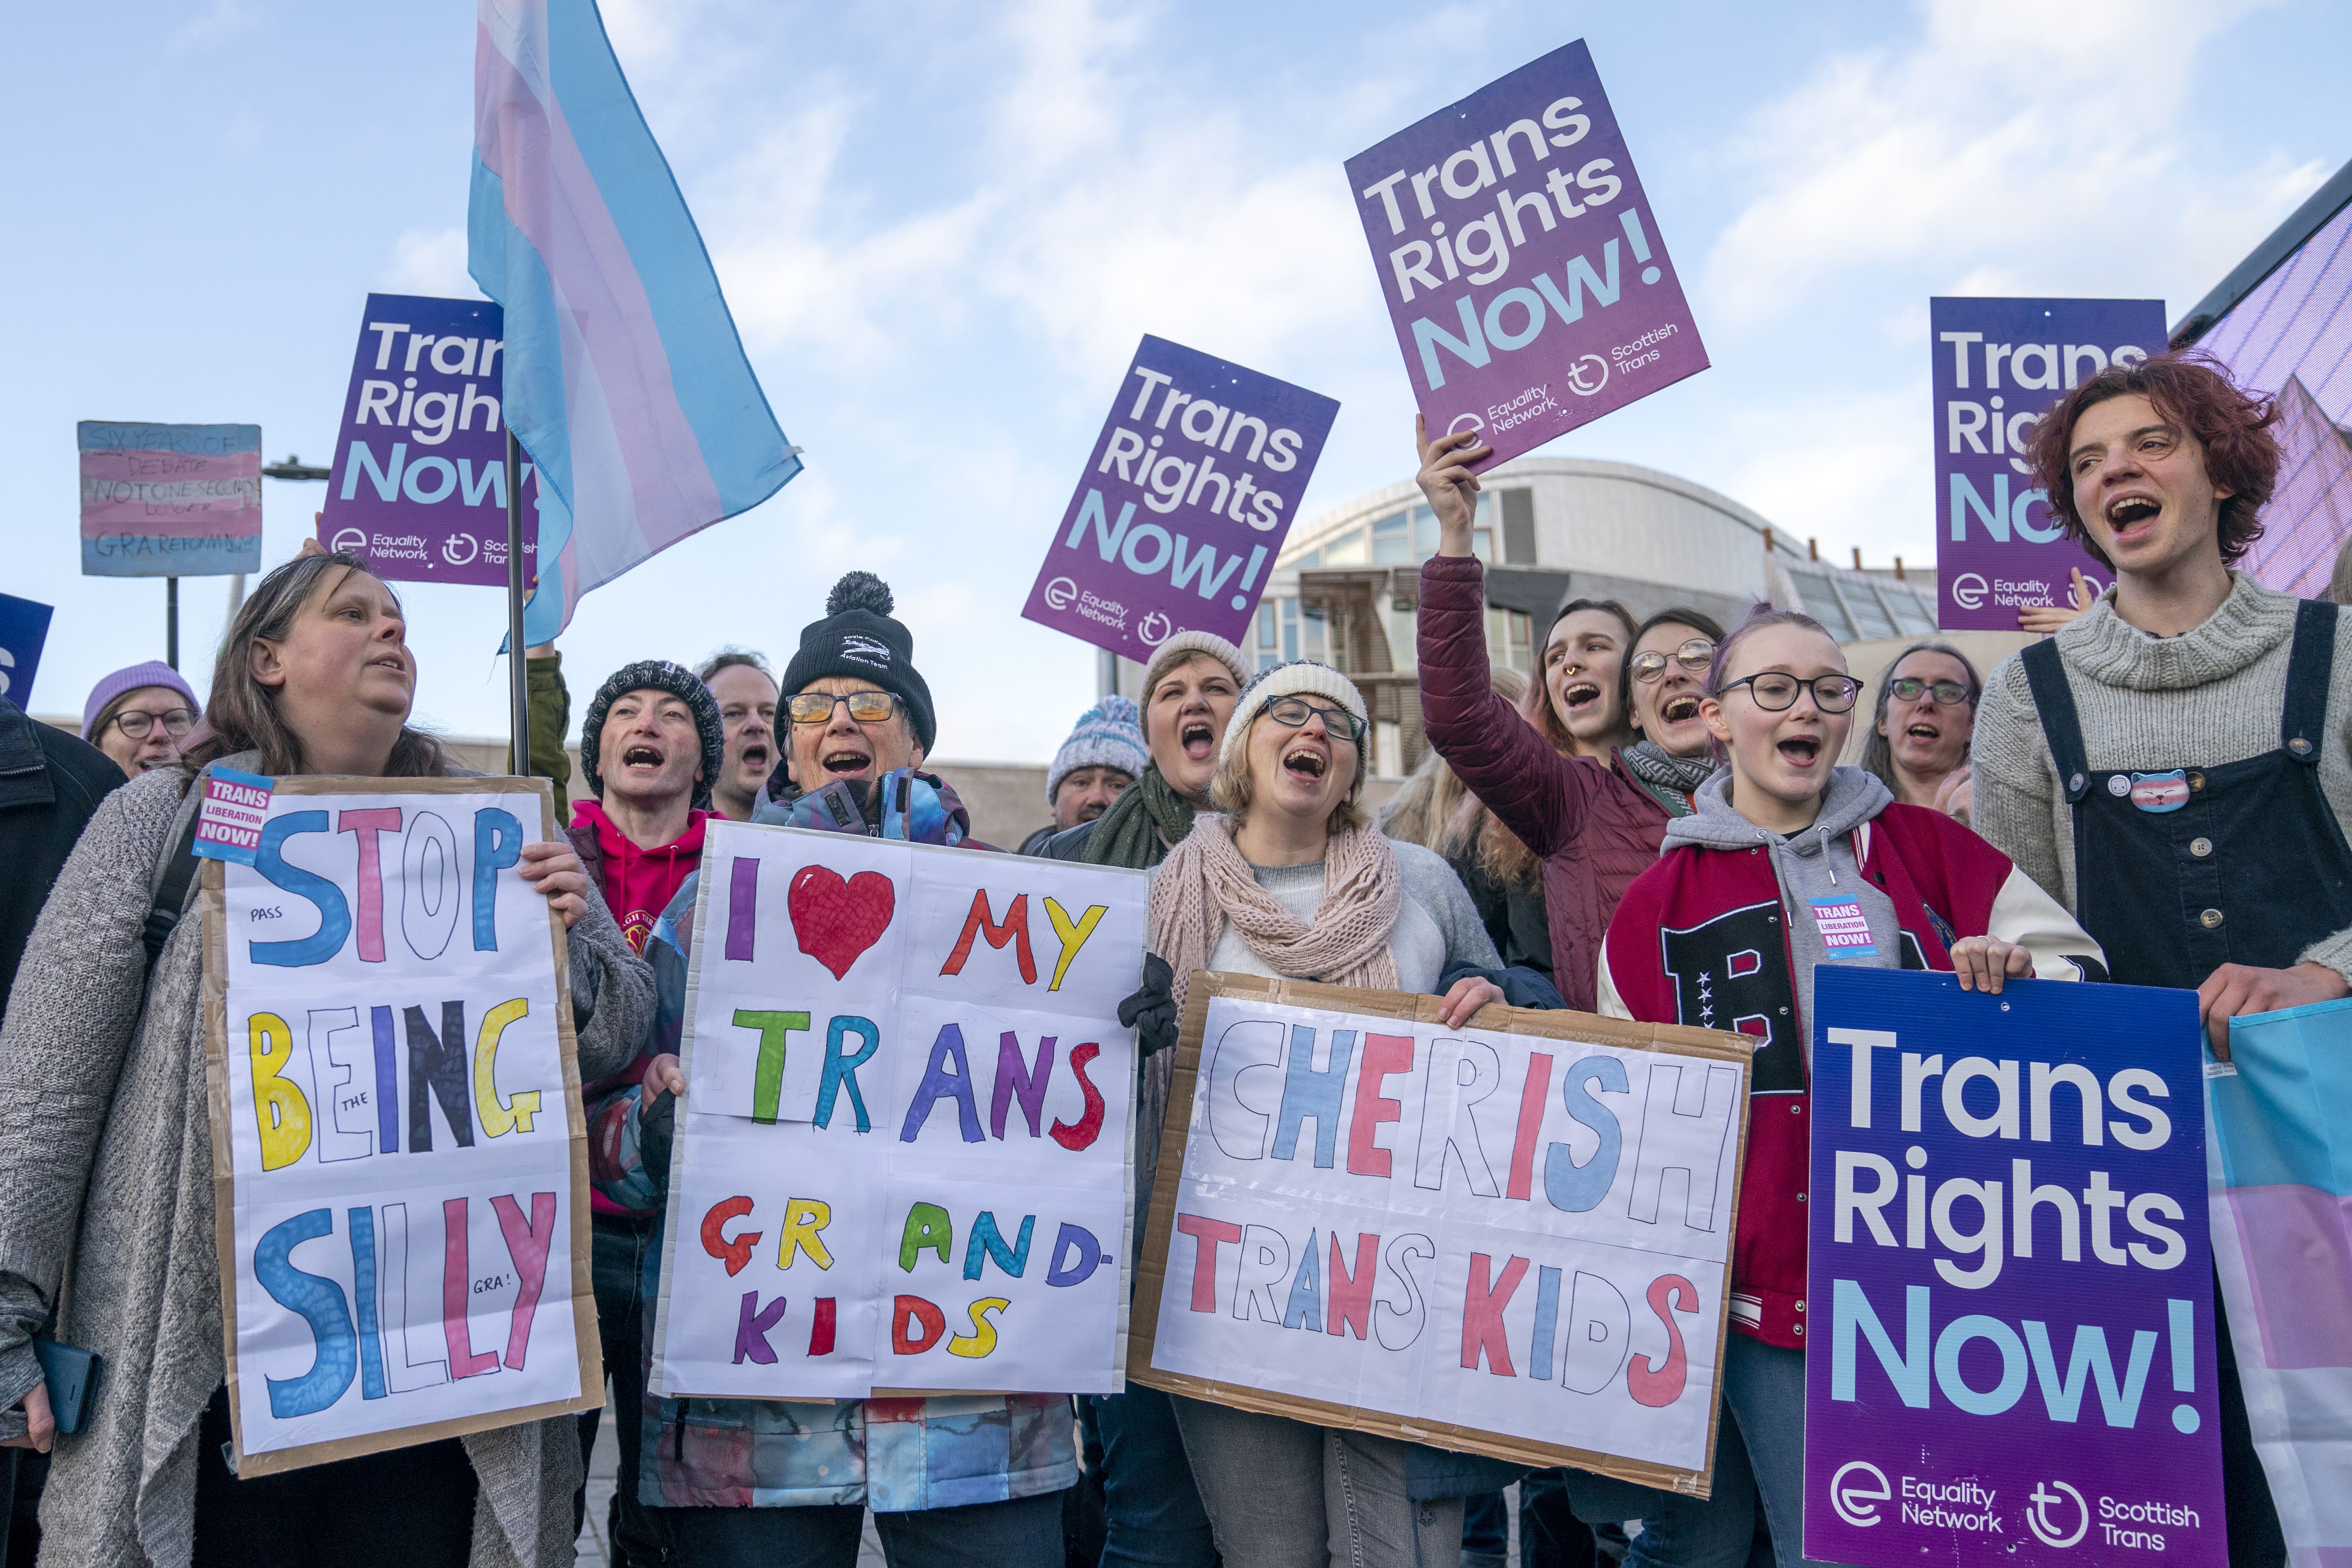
[380,227,481,299]
[171,0,255,51]
[1698,0,2311,329]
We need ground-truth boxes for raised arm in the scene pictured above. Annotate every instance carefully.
[1414,420,1605,859]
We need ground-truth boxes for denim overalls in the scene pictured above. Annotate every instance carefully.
[2022,597,2352,1566]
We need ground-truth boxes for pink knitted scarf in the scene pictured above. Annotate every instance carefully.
[1149,813,1403,1013]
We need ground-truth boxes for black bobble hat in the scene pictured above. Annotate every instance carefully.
[781,572,936,752]
[579,660,726,811]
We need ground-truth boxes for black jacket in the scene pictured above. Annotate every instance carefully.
[0,700,126,1002]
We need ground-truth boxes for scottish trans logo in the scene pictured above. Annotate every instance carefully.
[2025,1481,2088,1549]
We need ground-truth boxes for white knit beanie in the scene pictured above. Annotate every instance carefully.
[1141,631,1246,701]
[1218,660,1370,767]
[1045,694,1148,806]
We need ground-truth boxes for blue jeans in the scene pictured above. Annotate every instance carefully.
[577,1213,668,1565]
[1625,1334,1851,1568]
[1462,1490,1508,1568]
[1084,1383,1217,1567]
[1171,1393,1462,1568]
[657,1490,1066,1568]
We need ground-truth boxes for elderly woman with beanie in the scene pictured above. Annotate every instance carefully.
[1151,660,1510,1568]
[1021,695,1147,853]
[0,548,653,1566]
[1044,631,1248,868]
[587,573,1079,1567]
[81,660,202,778]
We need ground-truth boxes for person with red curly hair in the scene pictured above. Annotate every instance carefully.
[1972,350,2346,1566]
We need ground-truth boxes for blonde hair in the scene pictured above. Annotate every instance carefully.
[1210,708,1368,836]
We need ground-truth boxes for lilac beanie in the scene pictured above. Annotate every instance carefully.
[83,661,200,738]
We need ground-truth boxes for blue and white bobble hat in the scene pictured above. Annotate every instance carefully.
[1045,695,1147,806]
[1218,660,1369,767]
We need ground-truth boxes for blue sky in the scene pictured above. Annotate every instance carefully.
[7,0,2348,761]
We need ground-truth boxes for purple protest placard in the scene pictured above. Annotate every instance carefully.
[1807,966,2223,1568]
[1932,299,2165,629]
[1344,40,1707,468]
[317,293,539,587]
[1022,336,1338,661]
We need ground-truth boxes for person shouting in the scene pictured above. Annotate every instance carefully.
[1599,605,2102,1568]
[1413,417,1724,1013]
[1530,597,1639,759]
[587,571,1078,1567]
[697,649,780,820]
[566,658,725,1568]
[81,661,202,779]
[1150,661,1508,1568]
[1858,641,1983,814]
[1974,351,2348,1564]
[0,547,653,1568]
[1040,632,1248,868]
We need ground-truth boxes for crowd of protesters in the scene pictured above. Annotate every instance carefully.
[0,347,2333,1568]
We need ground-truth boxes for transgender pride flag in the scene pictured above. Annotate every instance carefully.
[2209,997,2352,1564]
[469,0,799,641]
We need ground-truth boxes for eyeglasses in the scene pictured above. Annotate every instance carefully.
[1719,673,1861,713]
[1887,677,1971,707]
[787,690,899,725]
[1263,695,1366,743]
[1628,639,1717,683]
[111,708,197,740]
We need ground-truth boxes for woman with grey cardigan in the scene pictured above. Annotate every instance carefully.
[0,549,655,1567]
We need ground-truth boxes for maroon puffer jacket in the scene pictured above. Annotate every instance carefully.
[1417,554,1673,1011]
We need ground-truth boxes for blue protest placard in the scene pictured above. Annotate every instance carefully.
[0,593,55,706]
[1805,965,2222,1567]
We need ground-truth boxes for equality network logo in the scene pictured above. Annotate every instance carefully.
[1829,1461,1891,1528]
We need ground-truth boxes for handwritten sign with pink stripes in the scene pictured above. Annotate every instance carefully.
[203,777,600,1475]
[78,421,262,577]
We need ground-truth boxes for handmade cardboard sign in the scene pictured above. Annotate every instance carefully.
[1344,40,1708,469]
[1021,335,1340,663]
[78,421,263,578]
[202,777,598,1475]
[1931,298,2166,630]
[317,293,541,587]
[1132,974,1752,1492]
[1805,966,2221,1567]
[649,819,1146,1399]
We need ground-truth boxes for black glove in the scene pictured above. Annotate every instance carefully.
[640,1086,677,1189]
[1119,954,1179,1058]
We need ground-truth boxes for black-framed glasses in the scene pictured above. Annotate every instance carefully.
[1264,695,1366,743]
[1629,639,1717,682]
[787,690,899,725]
[111,707,197,740]
[1887,677,1971,707]
[1719,673,1861,713]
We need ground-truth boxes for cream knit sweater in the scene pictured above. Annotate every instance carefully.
[1972,572,2352,979]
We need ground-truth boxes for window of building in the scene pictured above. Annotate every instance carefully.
[1257,601,1276,651]
[1889,591,1938,635]
[1844,582,1896,641]
[1372,510,1413,564]
[1787,569,1856,641]
[1289,547,1321,569]
[1322,529,1368,566]
[1281,597,1299,662]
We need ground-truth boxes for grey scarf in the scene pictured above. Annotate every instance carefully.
[1619,740,1718,816]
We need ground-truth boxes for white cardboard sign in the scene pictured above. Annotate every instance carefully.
[650,819,1146,1399]
[204,778,597,1474]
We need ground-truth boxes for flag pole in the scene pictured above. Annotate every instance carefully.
[504,429,530,777]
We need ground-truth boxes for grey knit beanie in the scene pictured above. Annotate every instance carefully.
[579,659,726,811]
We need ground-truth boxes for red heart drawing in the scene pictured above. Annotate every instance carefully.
[788,865,896,980]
